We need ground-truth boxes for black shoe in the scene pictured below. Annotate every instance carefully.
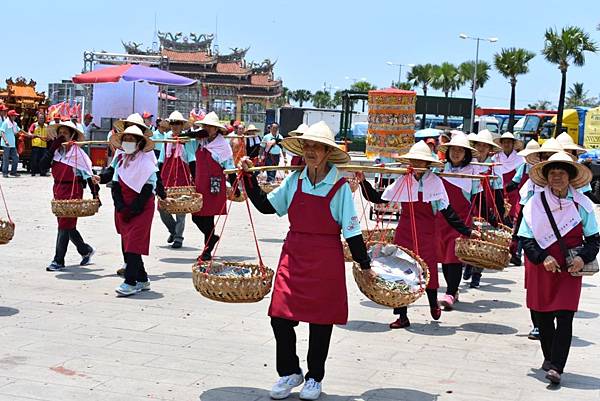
[528,327,540,340]
[40,173,49,177]
[31,173,37,176]
[470,273,481,288]
[9,173,20,177]
[171,241,182,249]
[510,254,522,266]
[80,247,95,266]
[463,266,472,280]
[167,233,175,244]
[541,360,552,372]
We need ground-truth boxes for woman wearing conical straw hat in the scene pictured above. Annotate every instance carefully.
[187,111,236,262]
[505,138,570,340]
[156,111,193,249]
[435,134,480,310]
[40,121,99,272]
[106,125,172,296]
[518,151,599,385]
[462,129,506,288]
[357,140,477,328]
[245,123,262,159]
[492,132,525,223]
[240,121,374,401]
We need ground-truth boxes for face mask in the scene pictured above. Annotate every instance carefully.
[122,141,137,154]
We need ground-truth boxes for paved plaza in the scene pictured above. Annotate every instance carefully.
[0,175,598,401]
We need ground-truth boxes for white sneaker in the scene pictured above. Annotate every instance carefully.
[270,371,304,400]
[299,379,322,400]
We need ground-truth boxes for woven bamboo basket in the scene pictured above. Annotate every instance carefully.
[166,186,196,197]
[352,243,429,308]
[472,217,512,248]
[343,228,396,262]
[455,238,510,271]
[192,261,274,303]
[0,218,15,245]
[158,193,203,214]
[51,199,100,218]
[259,182,280,194]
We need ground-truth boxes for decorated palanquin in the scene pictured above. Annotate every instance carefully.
[366,88,416,158]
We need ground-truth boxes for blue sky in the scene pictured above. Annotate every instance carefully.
[2,0,600,108]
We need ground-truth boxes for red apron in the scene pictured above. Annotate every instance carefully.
[52,161,83,230]
[503,169,520,220]
[525,223,583,312]
[161,150,192,187]
[290,156,305,166]
[437,179,471,264]
[193,147,227,216]
[395,193,439,289]
[114,179,155,255]
[269,177,348,325]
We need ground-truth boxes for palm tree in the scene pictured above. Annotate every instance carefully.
[290,89,312,107]
[331,90,344,109]
[459,60,491,91]
[350,81,377,112]
[542,26,598,135]
[527,100,554,110]
[494,47,536,131]
[565,82,599,107]
[312,90,332,109]
[431,62,462,124]
[394,82,413,90]
[407,63,435,128]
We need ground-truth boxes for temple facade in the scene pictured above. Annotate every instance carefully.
[117,31,283,125]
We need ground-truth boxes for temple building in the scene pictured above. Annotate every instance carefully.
[92,31,283,125]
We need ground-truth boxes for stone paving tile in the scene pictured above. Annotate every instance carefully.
[1,176,599,400]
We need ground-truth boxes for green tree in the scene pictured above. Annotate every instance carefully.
[494,47,536,131]
[350,81,377,112]
[290,89,312,107]
[431,62,462,124]
[527,100,554,110]
[312,90,332,109]
[272,86,291,108]
[407,63,435,128]
[331,90,344,109]
[394,82,413,90]
[542,26,598,135]
[459,60,491,91]
[565,82,599,107]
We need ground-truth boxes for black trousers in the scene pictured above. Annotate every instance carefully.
[247,144,260,159]
[530,309,538,328]
[533,310,575,373]
[53,229,92,265]
[271,317,333,382]
[394,288,438,317]
[123,252,148,286]
[442,263,463,295]
[191,215,215,243]
[30,146,47,175]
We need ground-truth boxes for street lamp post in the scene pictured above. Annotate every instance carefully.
[459,33,498,132]
[386,61,414,87]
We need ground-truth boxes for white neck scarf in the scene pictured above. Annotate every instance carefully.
[382,171,449,204]
[165,141,185,159]
[519,178,544,200]
[116,150,158,193]
[443,163,476,194]
[53,145,93,176]
[523,186,592,249]
[494,150,524,175]
[202,134,233,161]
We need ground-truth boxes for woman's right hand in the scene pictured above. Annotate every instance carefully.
[238,156,254,172]
[543,255,560,273]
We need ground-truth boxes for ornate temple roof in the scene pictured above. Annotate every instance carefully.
[215,62,250,75]
[161,48,215,64]
[0,78,46,100]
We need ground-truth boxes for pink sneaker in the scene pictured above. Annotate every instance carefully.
[439,294,455,310]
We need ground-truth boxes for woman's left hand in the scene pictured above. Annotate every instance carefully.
[568,256,585,274]
[91,175,100,185]
[362,268,378,280]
